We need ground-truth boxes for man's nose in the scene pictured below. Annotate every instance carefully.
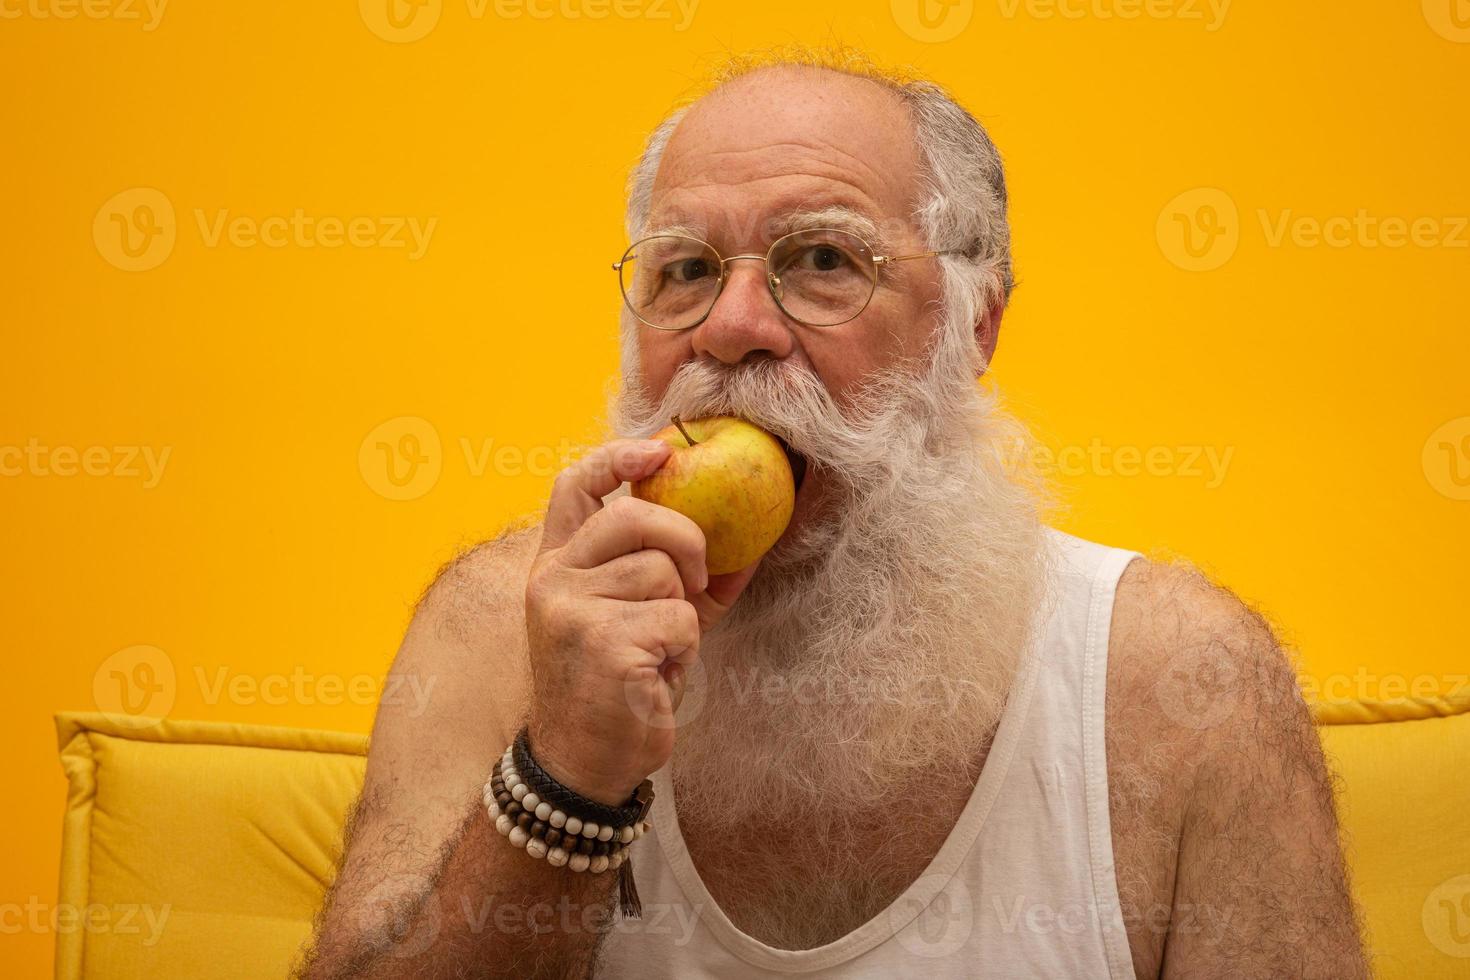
[690,258,795,365]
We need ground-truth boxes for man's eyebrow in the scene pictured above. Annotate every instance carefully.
[639,221,705,240]
[769,207,892,253]
[639,207,896,253]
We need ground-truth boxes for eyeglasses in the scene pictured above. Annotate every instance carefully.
[612,228,967,331]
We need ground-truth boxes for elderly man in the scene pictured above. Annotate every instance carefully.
[300,50,1369,979]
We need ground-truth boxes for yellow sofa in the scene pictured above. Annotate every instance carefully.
[53,696,1470,978]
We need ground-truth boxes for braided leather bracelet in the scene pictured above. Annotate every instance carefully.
[512,728,649,829]
[484,729,654,918]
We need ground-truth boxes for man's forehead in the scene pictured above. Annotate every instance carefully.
[645,67,920,241]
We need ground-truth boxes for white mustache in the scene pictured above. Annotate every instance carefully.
[615,354,935,475]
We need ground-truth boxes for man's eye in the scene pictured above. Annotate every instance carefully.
[798,244,849,272]
[664,257,715,283]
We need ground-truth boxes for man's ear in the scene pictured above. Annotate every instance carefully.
[976,296,1005,376]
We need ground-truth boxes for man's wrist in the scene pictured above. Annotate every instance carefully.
[522,726,641,808]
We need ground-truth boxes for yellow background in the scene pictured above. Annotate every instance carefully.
[2,0,1467,974]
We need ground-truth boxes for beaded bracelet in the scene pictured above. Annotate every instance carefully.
[482,732,654,917]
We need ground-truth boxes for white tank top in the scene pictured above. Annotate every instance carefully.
[597,529,1140,978]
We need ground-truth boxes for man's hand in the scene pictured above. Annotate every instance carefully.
[524,437,762,805]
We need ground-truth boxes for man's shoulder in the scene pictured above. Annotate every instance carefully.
[1105,553,1315,801]
[414,521,545,642]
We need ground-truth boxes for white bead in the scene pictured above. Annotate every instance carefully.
[511,783,528,801]
[569,853,590,873]
[546,846,568,867]
[596,824,614,842]
[609,849,625,870]
[523,792,540,811]
[526,838,549,859]
[619,825,634,844]
[535,802,553,821]
[495,814,514,836]
[565,816,583,836]
[486,800,500,819]
[589,855,609,874]
[508,826,530,848]
[504,769,519,787]
[581,822,599,839]
[549,810,567,828]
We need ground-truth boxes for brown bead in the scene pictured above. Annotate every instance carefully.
[593,841,609,857]
[577,838,594,856]
[530,821,547,838]
[515,812,533,831]
[495,792,512,808]
[544,829,562,847]
[505,801,523,818]
[491,779,504,793]
[560,835,578,852]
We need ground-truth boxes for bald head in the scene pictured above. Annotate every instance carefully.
[648,67,924,252]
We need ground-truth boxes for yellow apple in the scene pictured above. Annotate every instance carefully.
[632,416,796,576]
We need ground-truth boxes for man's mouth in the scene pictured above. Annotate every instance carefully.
[776,436,808,493]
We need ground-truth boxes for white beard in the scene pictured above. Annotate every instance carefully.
[607,311,1050,845]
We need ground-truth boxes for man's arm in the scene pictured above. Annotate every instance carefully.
[1132,563,1371,979]
[293,527,620,979]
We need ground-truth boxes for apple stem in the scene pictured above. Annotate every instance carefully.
[671,415,698,447]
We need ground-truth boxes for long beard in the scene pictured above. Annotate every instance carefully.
[607,314,1050,841]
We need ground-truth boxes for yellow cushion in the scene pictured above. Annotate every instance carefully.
[1312,694,1470,979]
[54,714,367,980]
[55,697,1470,978]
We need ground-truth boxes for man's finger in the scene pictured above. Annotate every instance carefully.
[538,440,670,555]
[563,496,708,598]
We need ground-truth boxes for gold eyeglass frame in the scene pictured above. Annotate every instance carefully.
[612,228,968,331]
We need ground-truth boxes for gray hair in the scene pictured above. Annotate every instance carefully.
[621,56,1015,372]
